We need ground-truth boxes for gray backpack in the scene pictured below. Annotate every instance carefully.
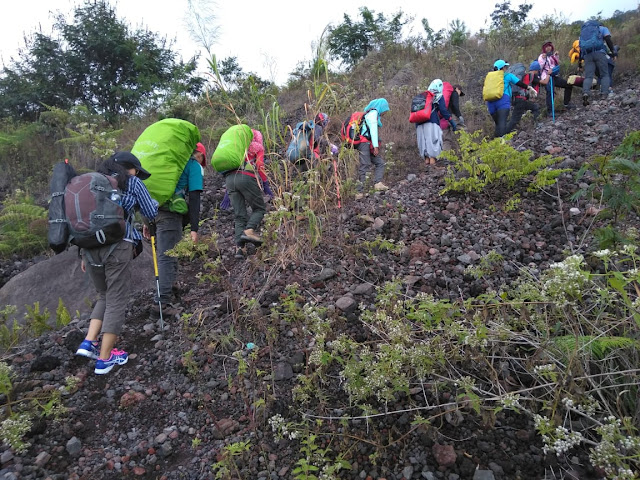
[507,63,527,98]
[63,172,126,249]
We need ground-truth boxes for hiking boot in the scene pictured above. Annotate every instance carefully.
[95,348,128,375]
[240,229,263,245]
[355,193,364,200]
[234,247,246,259]
[374,182,389,191]
[76,339,99,360]
[563,104,574,110]
[583,94,590,106]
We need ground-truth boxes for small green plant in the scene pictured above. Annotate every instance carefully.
[0,190,48,258]
[464,250,504,279]
[211,440,250,479]
[181,350,199,378]
[358,235,404,258]
[23,302,51,337]
[0,305,20,351]
[440,130,566,194]
[166,232,217,260]
[192,437,202,449]
[55,299,71,328]
[504,193,521,212]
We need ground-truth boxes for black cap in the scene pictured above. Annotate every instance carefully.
[110,151,151,180]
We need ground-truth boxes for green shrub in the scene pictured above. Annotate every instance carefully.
[440,130,567,194]
[0,190,48,258]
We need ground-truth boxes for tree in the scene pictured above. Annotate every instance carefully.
[490,1,533,30]
[447,19,469,47]
[421,19,445,50]
[327,7,409,68]
[0,0,203,123]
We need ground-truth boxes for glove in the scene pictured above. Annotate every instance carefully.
[263,181,274,198]
[551,65,560,76]
[457,116,465,126]
[448,119,457,132]
[527,86,538,98]
[330,143,339,155]
[220,190,231,210]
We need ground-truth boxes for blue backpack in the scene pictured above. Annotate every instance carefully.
[579,20,604,53]
[286,121,315,162]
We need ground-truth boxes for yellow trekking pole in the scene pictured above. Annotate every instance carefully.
[149,223,164,332]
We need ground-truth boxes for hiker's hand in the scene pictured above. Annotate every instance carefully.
[190,231,198,243]
[80,259,86,273]
[373,147,379,156]
[143,224,150,240]
[448,119,457,132]
[263,181,274,198]
[527,86,538,98]
[457,116,465,126]
[330,143,339,155]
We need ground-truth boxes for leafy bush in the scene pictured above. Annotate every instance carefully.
[0,190,47,258]
[440,130,567,193]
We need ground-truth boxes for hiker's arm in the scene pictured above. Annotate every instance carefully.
[515,80,529,90]
[188,190,201,237]
[605,35,615,55]
[438,97,452,121]
[134,177,159,220]
[449,92,462,118]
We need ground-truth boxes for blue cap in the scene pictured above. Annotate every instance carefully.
[529,60,541,71]
[494,59,509,70]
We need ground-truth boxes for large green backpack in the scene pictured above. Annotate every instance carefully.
[211,125,254,172]
[131,119,200,205]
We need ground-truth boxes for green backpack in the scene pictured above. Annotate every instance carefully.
[211,125,254,172]
[131,119,200,205]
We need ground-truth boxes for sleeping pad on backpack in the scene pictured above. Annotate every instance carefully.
[47,160,77,254]
[131,119,201,205]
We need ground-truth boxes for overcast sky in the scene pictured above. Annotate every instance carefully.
[1,0,636,85]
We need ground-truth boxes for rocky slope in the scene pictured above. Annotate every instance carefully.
[0,84,638,480]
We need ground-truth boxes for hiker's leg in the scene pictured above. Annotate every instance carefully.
[226,174,248,246]
[507,99,525,132]
[356,142,372,191]
[155,210,182,303]
[442,126,453,151]
[84,248,107,325]
[553,77,573,105]
[529,101,541,122]
[101,241,132,337]
[241,175,267,232]
[583,53,597,97]
[416,123,427,158]
[593,52,610,94]
[496,108,509,137]
[545,83,553,113]
[99,241,131,358]
[371,149,386,184]
[491,112,500,137]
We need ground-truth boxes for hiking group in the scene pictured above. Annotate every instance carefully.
[46,19,617,376]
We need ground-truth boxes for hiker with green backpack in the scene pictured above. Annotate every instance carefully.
[75,152,158,375]
[483,59,537,138]
[131,119,203,318]
[214,126,273,259]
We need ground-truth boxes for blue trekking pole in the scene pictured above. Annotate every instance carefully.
[549,76,555,122]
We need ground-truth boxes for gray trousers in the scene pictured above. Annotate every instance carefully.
[155,210,183,303]
[356,142,385,191]
[225,173,266,246]
[84,240,133,335]
[416,122,443,159]
[583,51,610,96]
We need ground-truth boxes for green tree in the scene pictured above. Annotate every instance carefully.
[447,19,469,47]
[490,1,533,30]
[0,0,203,123]
[421,18,445,50]
[327,7,410,68]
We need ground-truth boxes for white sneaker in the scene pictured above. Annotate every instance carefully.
[374,182,389,191]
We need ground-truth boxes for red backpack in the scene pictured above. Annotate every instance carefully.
[438,82,455,129]
[409,91,436,124]
[341,112,367,145]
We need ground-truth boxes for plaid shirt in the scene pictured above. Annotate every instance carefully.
[120,175,158,243]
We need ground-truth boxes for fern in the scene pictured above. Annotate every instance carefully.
[551,335,639,360]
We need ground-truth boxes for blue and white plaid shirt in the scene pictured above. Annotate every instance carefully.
[120,175,158,243]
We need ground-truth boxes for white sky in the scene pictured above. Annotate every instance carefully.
[0,0,637,85]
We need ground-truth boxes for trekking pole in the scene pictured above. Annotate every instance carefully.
[550,76,555,122]
[149,223,164,332]
[332,156,342,208]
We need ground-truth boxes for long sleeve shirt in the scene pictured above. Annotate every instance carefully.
[362,110,381,148]
[120,175,158,243]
